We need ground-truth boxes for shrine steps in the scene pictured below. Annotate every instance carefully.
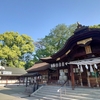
[30,85,100,100]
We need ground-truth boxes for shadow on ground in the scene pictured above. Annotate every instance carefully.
[0,85,26,95]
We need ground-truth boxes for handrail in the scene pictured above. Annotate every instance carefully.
[31,85,44,96]
[57,81,68,100]
[61,80,68,87]
[58,80,68,91]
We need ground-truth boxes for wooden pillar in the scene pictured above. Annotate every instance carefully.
[87,71,91,87]
[68,66,70,81]
[70,65,75,90]
[94,70,99,87]
[79,71,83,87]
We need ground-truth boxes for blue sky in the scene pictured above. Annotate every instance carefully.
[0,0,100,41]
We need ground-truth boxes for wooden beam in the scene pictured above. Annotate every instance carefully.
[77,38,92,45]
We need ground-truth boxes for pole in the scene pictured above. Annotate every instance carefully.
[94,70,99,87]
[70,65,75,90]
[79,71,83,87]
[79,65,83,87]
[87,71,91,87]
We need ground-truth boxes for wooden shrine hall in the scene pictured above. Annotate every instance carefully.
[41,24,100,89]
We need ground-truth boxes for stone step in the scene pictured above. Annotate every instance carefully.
[62,89,100,94]
[24,96,45,100]
[44,85,100,90]
[39,88,100,96]
[38,90,100,99]
[36,90,100,100]
[32,94,79,100]
[44,86,100,91]
[32,92,97,100]
[32,95,60,100]
[42,87,100,95]
[31,85,100,100]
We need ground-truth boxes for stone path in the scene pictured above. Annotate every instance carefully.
[1,85,100,100]
[0,85,37,100]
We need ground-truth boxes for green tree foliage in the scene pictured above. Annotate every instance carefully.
[25,60,34,69]
[0,32,34,68]
[33,23,77,62]
[89,24,100,28]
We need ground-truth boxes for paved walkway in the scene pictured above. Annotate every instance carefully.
[0,85,38,100]
[1,85,100,100]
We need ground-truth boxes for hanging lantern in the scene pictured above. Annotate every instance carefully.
[80,65,83,72]
[90,65,94,72]
[85,64,88,69]
[94,64,98,69]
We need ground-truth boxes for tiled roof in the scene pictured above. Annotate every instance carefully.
[22,72,41,76]
[27,62,50,72]
[0,67,27,76]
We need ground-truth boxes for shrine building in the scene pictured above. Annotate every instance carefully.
[40,24,100,89]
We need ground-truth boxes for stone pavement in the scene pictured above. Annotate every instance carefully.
[0,93,27,100]
[0,85,39,100]
[2,84,100,100]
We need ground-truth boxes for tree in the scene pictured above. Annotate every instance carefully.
[33,23,77,62]
[24,53,35,69]
[89,24,100,28]
[0,32,35,68]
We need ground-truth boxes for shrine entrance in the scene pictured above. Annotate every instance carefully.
[67,57,100,88]
[40,24,100,89]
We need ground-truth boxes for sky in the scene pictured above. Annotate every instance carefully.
[0,0,100,41]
